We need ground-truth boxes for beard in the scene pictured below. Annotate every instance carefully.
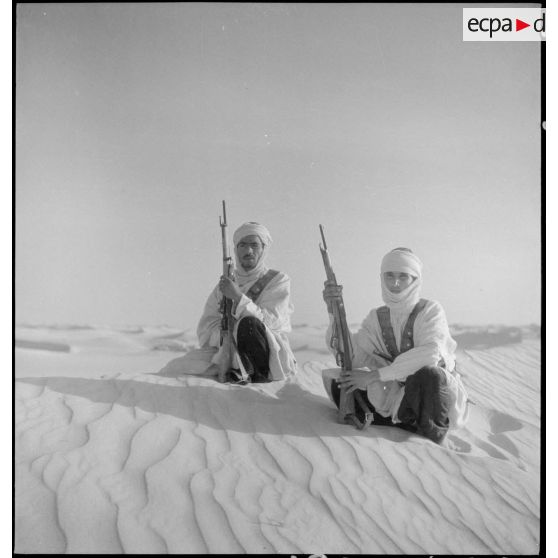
[241,256,257,270]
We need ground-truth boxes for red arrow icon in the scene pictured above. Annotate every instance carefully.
[516,19,530,31]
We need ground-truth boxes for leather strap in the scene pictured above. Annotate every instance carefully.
[376,306,399,360]
[399,298,428,353]
[376,298,428,359]
[245,269,280,303]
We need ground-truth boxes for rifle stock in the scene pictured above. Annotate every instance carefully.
[319,225,359,427]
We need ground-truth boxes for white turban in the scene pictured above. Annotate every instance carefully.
[232,222,273,285]
[380,248,422,279]
[233,222,273,247]
[380,248,423,310]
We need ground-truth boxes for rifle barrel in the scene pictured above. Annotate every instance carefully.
[318,223,357,424]
[319,224,327,249]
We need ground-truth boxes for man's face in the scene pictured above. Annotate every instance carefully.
[383,272,416,294]
[237,235,264,270]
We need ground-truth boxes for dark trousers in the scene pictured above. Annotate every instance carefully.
[330,366,450,443]
[236,316,271,382]
[397,366,450,443]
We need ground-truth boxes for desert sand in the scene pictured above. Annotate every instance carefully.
[15,322,540,554]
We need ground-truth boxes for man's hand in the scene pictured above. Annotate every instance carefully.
[219,275,242,303]
[337,368,380,394]
[323,280,343,313]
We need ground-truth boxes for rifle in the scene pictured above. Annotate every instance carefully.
[218,201,249,384]
[319,225,368,429]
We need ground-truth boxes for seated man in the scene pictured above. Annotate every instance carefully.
[322,247,468,444]
[197,222,297,383]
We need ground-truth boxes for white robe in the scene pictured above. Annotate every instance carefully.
[196,270,297,380]
[323,299,469,429]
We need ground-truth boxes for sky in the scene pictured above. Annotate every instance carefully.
[15,2,542,329]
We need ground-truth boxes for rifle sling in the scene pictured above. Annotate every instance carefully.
[244,269,280,303]
[376,298,428,360]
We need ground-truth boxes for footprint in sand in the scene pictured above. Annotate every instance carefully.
[447,432,509,460]
[445,409,524,462]
[472,437,509,460]
[488,410,523,434]
[488,433,520,458]
[445,434,472,453]
[487,410,523,458]
[456,409,524,462]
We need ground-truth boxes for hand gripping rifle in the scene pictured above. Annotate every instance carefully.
[218,201,249,384]
[319,225,367,429]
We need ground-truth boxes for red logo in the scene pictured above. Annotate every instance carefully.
[516,19,530,31]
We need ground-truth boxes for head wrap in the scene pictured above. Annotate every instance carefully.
[379,248,423,311]
[233,222,273,248]
[380,248,422,278]
[232,222,272,285]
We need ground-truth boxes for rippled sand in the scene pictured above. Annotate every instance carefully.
[15,324,540,554]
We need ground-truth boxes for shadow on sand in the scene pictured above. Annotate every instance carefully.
[16,375,412,442]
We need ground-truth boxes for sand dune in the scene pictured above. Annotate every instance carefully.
[15,324,540,554]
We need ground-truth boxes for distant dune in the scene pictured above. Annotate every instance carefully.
[15,339,72,352]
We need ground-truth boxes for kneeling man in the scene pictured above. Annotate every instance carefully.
[322,247,468,443]
[198,222,297,383]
